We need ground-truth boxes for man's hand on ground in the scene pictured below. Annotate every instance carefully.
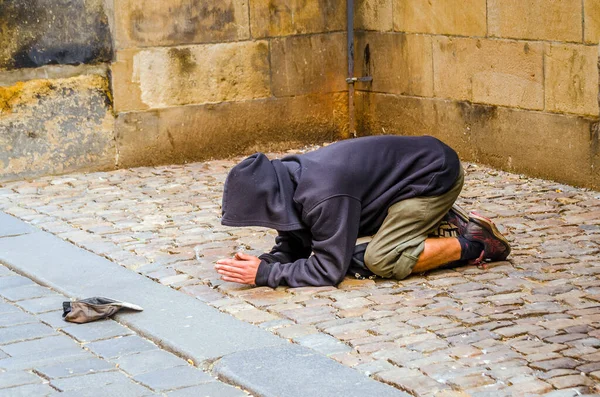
[215,252,261,285]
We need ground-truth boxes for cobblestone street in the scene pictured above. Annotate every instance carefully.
[1,149,599,397]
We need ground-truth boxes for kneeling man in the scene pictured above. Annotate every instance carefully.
[216,136,510,287]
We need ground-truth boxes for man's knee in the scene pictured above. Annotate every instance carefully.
[364,245,392,278]
[364,242,422,280]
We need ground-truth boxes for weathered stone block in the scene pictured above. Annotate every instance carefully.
[110,49,148,112]
[115,93,347,168]
[0,65,109,89]
[0,0,112,70]
[585,0,600,44]
[545,43,599,116]
[271,33,347,97]
[0,75,115,182]
[114,0,250,49]
[249,0,345,38]
[112,41,270,112]
[355,0,393,32]
[433,37,544,110]
[355,32,433,97]
[393,0,486,36]
[488,0,582,42]
[357,92,600,189]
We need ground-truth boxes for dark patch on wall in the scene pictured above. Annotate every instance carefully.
[165,3,236,43]
[361,43,373,90]
[200,4,235,31]
[0,0,113,70]
[364,44,371,66]
[458,101,498,126]
[127,1,239,47]
[591,121,600,161]
[169,48,197,75]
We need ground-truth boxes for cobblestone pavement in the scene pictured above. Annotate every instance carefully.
[1,149,599,396]
[0,264,248,396]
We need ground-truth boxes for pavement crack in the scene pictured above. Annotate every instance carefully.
[31,368,51,382]
[0,232,30,239]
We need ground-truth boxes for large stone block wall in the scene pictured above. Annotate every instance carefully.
[354,0,600,189]
[0,0,115,181]
[110,0,348,168]
[1,0,348,180]
[2,0,599,189]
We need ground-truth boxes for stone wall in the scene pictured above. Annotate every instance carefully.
[2,0,599,189]
[0,0,115,181]
[0,0,348,180]
[354,0,600,189]
[111,0,348,168]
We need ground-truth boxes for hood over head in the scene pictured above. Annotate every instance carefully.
[221,153,303,231]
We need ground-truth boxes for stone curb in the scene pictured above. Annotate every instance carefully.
[213,345,410,397]
[0,212,406,396]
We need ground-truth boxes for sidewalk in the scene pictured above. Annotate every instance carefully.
[0,264,247,397]
[1,151,599,396]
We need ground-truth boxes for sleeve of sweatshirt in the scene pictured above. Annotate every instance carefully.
[255,196,361,288]
[258,231,312,265]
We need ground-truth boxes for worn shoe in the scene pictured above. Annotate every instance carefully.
[443,204,469,235]
[463,213,511,262]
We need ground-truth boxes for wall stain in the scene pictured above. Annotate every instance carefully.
[129,1,237,45]
[199,4,235,31]
[0,0,113,70]
[458,101,498,126]
[591,121,599,160]
[169,48,197,75]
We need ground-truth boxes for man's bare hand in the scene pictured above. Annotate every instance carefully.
[215,252,261,285]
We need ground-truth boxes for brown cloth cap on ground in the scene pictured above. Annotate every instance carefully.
[62,297,143,324]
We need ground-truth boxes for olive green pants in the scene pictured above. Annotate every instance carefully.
[364,166,464,280]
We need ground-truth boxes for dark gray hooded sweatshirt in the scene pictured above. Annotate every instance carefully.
[221,135,460,288]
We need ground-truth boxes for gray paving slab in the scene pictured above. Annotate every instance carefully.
[15,294,66,314]
[134,365,214,392]
[0,231,285,364]
[86,335,158,359]
[0,311,37,327]
[0,284,55,302]
[213,345,410,397]
[1,335,78,357]
[0,213,36,238]
[0,383,57,397]
[58,381,155,397]
[0,370,43,388]
[37,310,68,328]
[0,301,19,314]
[0,276,35,291]
[34,356,116,379]
[0,322,56,345]
[114,349,189,376]
[166,382,248,397]
[0,267,13,277]
[0,350,93,371]
[50,370,133,391]
[61,319,133,342]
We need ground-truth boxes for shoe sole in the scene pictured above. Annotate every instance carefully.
[469,212,511,260]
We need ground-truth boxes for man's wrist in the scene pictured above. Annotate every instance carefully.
[258,253,278,264]
[255,260,272,286]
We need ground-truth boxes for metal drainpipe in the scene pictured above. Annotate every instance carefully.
[346,0,372,138]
